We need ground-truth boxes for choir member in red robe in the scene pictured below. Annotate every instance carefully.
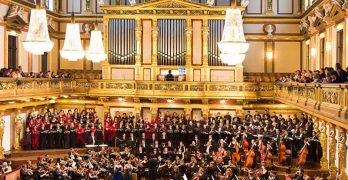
[76,124,85,148]
[31,126,40,150]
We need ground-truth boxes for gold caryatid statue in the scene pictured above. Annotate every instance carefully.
[14,110,23,150]
[0,113,5,159]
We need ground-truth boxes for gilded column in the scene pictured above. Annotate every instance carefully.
[338,128,348,179]
[328,123,338,179]
[135,18,142,80]
[202,19,209,67]
[134,105,141,122]
[150,107,158,121]
[152,19,158,66]
[84,0,92,14]
[184,108,192,119]
[186,19,192,66]
[136,18,143,65]
[0,112,5,159]
[202,107,209,121]
[319,120,328,169]
[14,109,23,150]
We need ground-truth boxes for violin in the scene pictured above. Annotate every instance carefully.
[231,143,241,163]
[297,142,309,166]
[278,141,287,164]
[244,145,255,168]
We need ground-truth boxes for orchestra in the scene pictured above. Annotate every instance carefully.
[21,108,323,179]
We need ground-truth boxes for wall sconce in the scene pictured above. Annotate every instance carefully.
[325,42,331,51]
[266,51,273,59]
[305,40,310,45]
[319,33,325,39]
[311,48,316,57]
[336,23,344,31]
[167,99,174,103]
[220,99,226,104]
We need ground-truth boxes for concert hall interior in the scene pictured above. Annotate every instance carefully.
[0,0,348,179]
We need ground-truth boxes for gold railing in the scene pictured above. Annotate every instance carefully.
[275,83,348,123]
[74,80,274,99]
[0,78,75,99]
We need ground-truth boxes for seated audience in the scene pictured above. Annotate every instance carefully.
[277,63,348,84]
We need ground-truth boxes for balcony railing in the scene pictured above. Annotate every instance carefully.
[0,78,274,100]
[74,80,275,99]
[0,78,74,100]
[275,83,348,123]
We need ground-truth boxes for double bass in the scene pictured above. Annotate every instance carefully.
[231,142,241,163]
[263,144,273,167]
[245,144,255,168]
[278,141,287,164]
[242,134,249,153]
[297,140,309,166]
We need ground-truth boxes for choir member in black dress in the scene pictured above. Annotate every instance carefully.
[24,127,32,150]
[97,122,103,145]
[70,123,76,148]
[56,124,63,149]
[47,125,56,149]
[63,124,70,149]
[39,125,47,150]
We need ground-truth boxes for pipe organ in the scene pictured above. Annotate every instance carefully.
[157,19,186,66]
[208,20,227,66]
[108,19,137,65]
[102,0,246,81]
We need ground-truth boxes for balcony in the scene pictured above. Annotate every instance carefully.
[0,78,274,100]
[275,83,348,128]
[0,78,74,101]
[74,80,274,100]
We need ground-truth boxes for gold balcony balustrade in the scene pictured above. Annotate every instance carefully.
[0,78,74,100]
[275,83,348,129]
[74,79,274,99]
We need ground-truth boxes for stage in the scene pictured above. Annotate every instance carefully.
[5,148,329,180]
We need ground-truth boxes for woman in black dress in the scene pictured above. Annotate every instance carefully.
[70,123,77,148]
[24,127,31,150]
[39,125,47,150]
[63,124,70,149]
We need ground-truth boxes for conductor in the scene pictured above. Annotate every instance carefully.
[165,70,174,81]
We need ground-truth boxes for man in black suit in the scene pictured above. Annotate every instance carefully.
[165,70,174,81]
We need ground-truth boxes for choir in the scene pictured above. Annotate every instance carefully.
[21,108,323,179]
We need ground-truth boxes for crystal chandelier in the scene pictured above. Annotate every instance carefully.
[218,3,249,66]
[60,2,85,61]
[23,1,54,55]
[86,0,106,63]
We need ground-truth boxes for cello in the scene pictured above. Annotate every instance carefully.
[297,139,309,167]
[278,141,287,164]
[245,144,255,168]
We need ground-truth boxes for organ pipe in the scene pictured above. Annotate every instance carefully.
[108,19,137,65]
[208,19,227,66]
[157,19,186,66]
